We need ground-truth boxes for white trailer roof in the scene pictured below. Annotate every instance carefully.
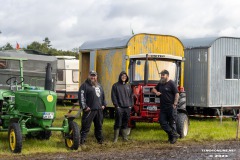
[56,56,76,59]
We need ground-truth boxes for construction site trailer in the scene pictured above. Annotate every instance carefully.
[182,37,240,111]
[79,33,184,112]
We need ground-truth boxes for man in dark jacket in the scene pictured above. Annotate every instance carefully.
[151,69,179,144]
[111,71,133,142]
[78,70,107,145]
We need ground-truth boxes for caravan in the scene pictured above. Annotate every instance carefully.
[56,56,79,103]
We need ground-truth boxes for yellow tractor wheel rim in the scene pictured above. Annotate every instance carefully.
[66,130,73,147]
[9,129,16,151]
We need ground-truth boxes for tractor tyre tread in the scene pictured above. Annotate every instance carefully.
[8,123,22,153]
[65,121,80,150]
[176,113,189,138]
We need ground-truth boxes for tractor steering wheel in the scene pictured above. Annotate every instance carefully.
[6,77,24,85]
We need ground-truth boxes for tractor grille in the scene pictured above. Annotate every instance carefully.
[37,98,46,112]
[142,86,160,104]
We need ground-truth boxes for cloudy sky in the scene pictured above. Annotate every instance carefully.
[1,0,240,51]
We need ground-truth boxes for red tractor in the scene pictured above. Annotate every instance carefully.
[128,53,189,138]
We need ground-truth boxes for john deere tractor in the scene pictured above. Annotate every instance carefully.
[0,57,79,153]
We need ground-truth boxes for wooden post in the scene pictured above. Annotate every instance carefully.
[220,106,223,125]
[236,109,240,140]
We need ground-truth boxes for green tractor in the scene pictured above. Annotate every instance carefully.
[0,57,79,153]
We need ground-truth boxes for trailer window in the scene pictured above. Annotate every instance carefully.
[72,70,79,83]
[57,69,64,81]
[226,56,240,79]
[0,60,7,69]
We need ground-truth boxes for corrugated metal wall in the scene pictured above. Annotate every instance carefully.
[210,38,240,107]
[184,48,208,107]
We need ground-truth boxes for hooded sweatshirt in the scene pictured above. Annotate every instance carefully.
[111,71,133,108]
[78,79,107,110]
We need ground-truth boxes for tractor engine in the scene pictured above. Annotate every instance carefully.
[14,90,57,128]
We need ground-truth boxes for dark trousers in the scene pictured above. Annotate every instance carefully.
[80,109,103,143]
[159,105,177,135]
[114,107,131,130]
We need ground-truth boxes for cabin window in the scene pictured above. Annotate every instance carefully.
[133,59,177,81]
[226,56,240,79]
[57,69,64,81]
[72,70,79,83]
[0,60,7,69]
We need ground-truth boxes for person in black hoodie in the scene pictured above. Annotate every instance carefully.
[111,71,133,142]
[78,70,107,145]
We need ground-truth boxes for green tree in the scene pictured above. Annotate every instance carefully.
[43,37,52,48]
[0,42,14,50]
[26,38,78,57]
[27,41,42,51]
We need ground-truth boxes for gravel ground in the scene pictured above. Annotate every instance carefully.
[2,141,240,160]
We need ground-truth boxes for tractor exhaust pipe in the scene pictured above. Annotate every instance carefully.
[144,54,149,85]
[45,63,53,91]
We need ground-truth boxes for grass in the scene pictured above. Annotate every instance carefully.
[0,105,239,156]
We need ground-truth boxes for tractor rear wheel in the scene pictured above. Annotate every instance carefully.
[178,92,186,109]
[176,113,189,138]
[65,121,79,150]
[8,123,22,153]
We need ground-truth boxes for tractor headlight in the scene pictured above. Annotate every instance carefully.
[144,97,150,103]
[47,95,53,102]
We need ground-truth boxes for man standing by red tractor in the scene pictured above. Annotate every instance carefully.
[152,70,180,144]
[111,71,133,142]
[78,70,107,145]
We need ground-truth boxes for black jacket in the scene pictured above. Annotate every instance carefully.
[78,79,107,110]
[111,71,133,108]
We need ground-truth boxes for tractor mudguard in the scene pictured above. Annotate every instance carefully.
[62,118,70,133]
[177,108,188,116]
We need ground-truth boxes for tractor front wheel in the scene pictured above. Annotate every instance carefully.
[65,121,79,150]
[8,123,22,153]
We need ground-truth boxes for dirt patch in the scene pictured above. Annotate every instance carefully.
[2,141,240,160]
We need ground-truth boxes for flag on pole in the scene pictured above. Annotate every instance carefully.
[16,42,20,50]
[130,23,134,35]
